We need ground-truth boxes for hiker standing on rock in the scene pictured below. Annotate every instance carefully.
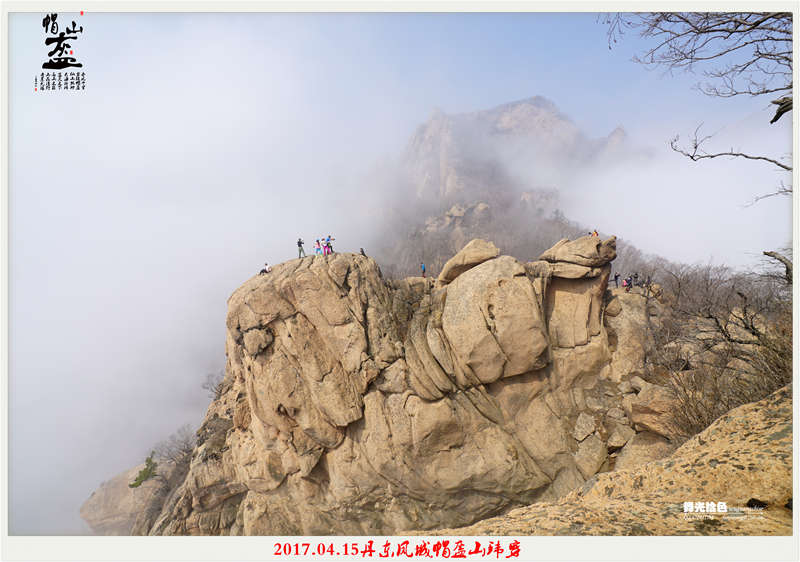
[314,240,322,255]
[421,262,426,277]
[614,272,620,288]
[634,272,639,287]
[298,238,306,258]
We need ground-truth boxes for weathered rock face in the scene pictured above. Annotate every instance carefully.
[539,236,618,268]
[79,465,155,536]
[614,431,676,471]
[436,238,500,285]
[87,236,692,536]
[408,384,793,536]
[125,237,627,536]
[601,286,656,383]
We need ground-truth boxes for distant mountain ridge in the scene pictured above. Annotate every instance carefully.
[395,96,627,200]
[368,96,630,277]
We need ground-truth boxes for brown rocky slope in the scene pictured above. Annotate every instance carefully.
[407,384,793,536]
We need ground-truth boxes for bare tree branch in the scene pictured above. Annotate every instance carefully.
[669,127,793,171]
[202,370,225,400]
[602,12,792,101]
[743,181,792,206]
[763,251,793,285]
[602,12,793,201]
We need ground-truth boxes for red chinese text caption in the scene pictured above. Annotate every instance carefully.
[274,540,521,558]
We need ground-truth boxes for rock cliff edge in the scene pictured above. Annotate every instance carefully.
[138,237,636,535]
[82,236,789,537]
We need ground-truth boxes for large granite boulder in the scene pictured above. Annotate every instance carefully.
[440,256,550,384]
[627,382,678,438]
[603,288,650,382]
[217,253,558,534]
[88,237,671,537]
[539,236,617,267]
[436,238,501,284]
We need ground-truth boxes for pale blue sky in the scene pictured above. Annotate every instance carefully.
[4,7,795,549]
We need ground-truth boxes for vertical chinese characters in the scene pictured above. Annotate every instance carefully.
[42,13,83,70]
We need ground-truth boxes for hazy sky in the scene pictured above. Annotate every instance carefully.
[4,5,795,546]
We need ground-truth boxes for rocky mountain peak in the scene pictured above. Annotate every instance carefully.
[81,237,792,537]
[82,236,651,536]
[394,97,624,200]
[428,106,445,120]
[604,124,629,151]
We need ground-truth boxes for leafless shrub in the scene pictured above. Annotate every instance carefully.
[202,370,225,400]
[153,423,196,478]
[381,263,399,282]
[643,251,792,440]
[612,242,670,284]
[664,348,786,441]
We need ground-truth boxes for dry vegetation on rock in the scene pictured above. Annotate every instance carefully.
[636,251,792,441]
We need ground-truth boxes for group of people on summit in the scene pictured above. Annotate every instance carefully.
[614,271,651,292]
[296,236,336,257]
[263,230,645,287]
[261,236,371,276]
[264,231,622,282]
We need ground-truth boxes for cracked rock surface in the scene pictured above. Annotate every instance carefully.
[407,385,793,536]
